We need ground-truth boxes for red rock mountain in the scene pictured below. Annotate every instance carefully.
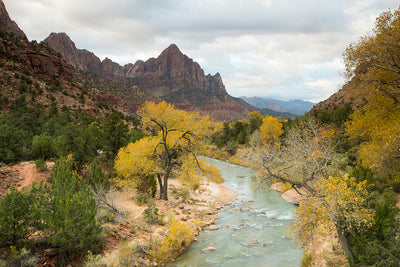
[0,3,71,79]
[0,1,157,117]
[0,0,26,39]
[44,32,256,121]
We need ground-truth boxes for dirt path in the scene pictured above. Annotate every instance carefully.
[15,161,53,190]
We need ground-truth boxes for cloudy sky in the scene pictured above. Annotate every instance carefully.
[4,0,400,102]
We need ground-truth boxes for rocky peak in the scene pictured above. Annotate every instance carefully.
[44,32,102,72]
[206,72,227,95]
[0,0,27,39]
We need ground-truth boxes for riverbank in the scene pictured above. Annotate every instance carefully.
[86,176,238,266]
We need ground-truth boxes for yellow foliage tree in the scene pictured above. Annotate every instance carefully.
[259,116,283,145]
[292,176,374,255]
[344,6,400,182]
[115,101,212,200]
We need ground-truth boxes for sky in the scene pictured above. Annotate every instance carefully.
[4,0,400,102]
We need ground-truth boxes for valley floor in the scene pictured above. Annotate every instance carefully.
[1,161,237,266]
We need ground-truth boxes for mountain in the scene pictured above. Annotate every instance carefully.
[0,1,156,117]
[0,0,26,39]
[259,108,300,119]
[44,33,256,121]
[240,96,315,115]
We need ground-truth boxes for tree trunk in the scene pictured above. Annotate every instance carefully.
[336,223,354,263]
[162,175,168,200]
[156,174,164,200]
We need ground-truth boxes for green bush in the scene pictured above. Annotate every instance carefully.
[85,159,110,190]
[143,200,164,225]
[350,191,400,266]
[44,157,103,254]
[0,187,31,245]
[35,158,47,172]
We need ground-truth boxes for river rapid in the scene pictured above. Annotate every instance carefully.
[169,158,302,267]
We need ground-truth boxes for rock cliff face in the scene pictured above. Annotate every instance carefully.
[124,44,228,97]
[0,36,72,78]
[0,0,26,39]
[44,33,255,121]
[44,32,101,73]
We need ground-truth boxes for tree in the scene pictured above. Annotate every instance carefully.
[115,101,212,200]
[291,176,374,256]
[31,135,55,159]
[0,115,31,163]
[248,111,263,133]
[344,6,400,183]
[259,116,283,145]
[101,112,129,159]
[255,118,374,261]
[44,156,102,255]
[0,187,31,246]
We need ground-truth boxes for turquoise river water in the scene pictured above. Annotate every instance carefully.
[169,158,302,267]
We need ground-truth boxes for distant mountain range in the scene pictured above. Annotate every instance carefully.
[240,96,316,116]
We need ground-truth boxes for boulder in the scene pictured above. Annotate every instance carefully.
[270,182,285,192]
[202,247,216,252]
[208,225,219,231]
[281,188,308,205]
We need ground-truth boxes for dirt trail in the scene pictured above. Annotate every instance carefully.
[15,161,53,190]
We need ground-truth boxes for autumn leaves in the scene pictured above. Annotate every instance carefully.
[115,101,213,200]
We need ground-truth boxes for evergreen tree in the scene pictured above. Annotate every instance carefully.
[44,157,103,254]
[0,187,31,245]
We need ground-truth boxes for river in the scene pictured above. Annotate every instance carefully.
[169,158,302,267]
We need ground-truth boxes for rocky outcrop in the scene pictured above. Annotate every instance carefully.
[44,33,256,121]
[93,88,157,113]
[0,37,72,78]
[43,32,102,73]
[0,0,26,39]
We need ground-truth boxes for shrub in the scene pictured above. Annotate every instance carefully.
[35,158,47,172]
[181,187,190,202]
[301,250,314,267]
[84,159,110,190]
[0,187,31,246]
[143,200,164,225]
[43,157,103,255]
[150,221,194,264]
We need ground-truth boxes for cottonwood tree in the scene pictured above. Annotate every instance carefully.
[115,101,212,200]
[255,118,374,261]
[259,115,283,145]
[344,7,400,182]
